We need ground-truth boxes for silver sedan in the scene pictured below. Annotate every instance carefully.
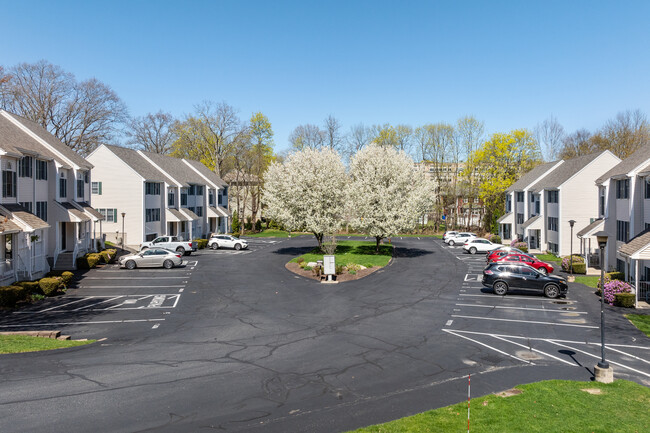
[119,248,183,269]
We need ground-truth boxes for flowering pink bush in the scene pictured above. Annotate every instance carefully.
[513,242,528,252]
[602,280,632,305]
[510,238,519,247]
[561,254,585,272]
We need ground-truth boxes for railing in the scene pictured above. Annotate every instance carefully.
[0,259,14,276]
[638,281,650,303]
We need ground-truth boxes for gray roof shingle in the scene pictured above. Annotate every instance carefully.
[506,161,561,192]
[596,142,650,184]
[1,204,50,230]
[104,145,175,185]
[3,111,93,170]
[0,112,69,164]
[139,151,207,187]
[576,218,603,237]
[619,228,650,257]
[529,152,607,192]
[184,159,227,188]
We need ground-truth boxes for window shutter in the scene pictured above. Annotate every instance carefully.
[113,209,117,222]
[99,182,102,195]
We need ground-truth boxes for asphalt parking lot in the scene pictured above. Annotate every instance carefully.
[439,240,650,380]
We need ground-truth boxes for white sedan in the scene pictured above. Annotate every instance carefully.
[208,234,248,250]
[463,238,503,254]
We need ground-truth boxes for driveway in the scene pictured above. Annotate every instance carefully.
[0,236,647,433]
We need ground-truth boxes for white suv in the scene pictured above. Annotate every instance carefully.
[445,232,477,246]
[462,238,502,254]
[208,235,248,250]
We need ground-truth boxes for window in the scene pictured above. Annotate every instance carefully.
[516,192,524,202]
[84,171,89,183]
[91,182,102,195]
[516,213,524,224]
[59,176,67,198]
[98,208,118,222]
[546,190,558,203]
[505,195,512,213]
[548,242,558,254]
[548,217,558,231]
[188,185,195,195]
[19,202,33,213]
[196,206,203,217]
[77,179,84,198]
[35,160,47,180]
[535,200,540,215]
[599,187,606,216]
[181,188,188,206]
[616,179,629,199]
[501,223,512,240]
[145,182,161,195]
[2,170,16,198]
[146,208,161,222]
[168,189,175,206]
[196,185,204,195]
[209,190,215,206]
[617,220,630,242]
[36,201,47,222]
[645,178,650,199]
[18,156,32,178]
[616,259,625,274]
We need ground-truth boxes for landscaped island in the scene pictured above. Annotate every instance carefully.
[287,240,393,282]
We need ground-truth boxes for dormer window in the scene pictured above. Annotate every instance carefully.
[18,156,33,178]
[616,179,629,199]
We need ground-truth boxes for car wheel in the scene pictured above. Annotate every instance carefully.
[125,260,136,270]
[493,281,508,296]
[176,247,185,255]
[163,259,174,269]
[538,267,548,276]
[234,243,242,250]
[469,247,477,255]
[210,243,218,250]
[544,284,560,299]
[449,240,455,246]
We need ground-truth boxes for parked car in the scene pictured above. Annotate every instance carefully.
[482,262,567,298]
[445,232,477,246]
[462,238,503,254]
[486,247,526,263]
[442,231,458,242]
[208,234,248,250]
[119,248,183,269]
[489,253,555,275]
[140,236,197,256]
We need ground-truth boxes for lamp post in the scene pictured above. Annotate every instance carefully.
[568,220,576,274]
[121,212,126,250]
[594,230,613,382]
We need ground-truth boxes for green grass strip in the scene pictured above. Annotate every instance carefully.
[348,380,650,433]
[625,314,650,337]
[290,240,393,268]
[0,335,95,354]
[573,275,600,288]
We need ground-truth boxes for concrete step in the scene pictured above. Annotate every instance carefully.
[56,335,71,341]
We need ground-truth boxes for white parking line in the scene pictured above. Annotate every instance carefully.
[458,293,576,302]
[37,297,94,312]
[443,329,533,364]
[450,314,598,328]
[490,334,575,366]
[0,318,165,327]
[455,303,588,314]
[73,296,124,311]
[605,346,650,365]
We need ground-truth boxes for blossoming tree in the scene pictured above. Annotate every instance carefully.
[347,144,435,251]
[263,147,347,250]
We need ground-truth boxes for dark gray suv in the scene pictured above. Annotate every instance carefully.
[482,262,568,298]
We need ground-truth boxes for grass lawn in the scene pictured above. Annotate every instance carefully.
[290,240,393,268]
[534,253,561,263]
[348,380,650,433]
[626,314,650,337]
[0,335,95,354]
[574,275,600,288]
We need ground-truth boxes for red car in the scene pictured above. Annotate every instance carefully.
[486,247,525,263]
[489,253,554,275]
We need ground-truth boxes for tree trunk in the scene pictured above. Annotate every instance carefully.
[314,232,324,251]
[375,236,382,253]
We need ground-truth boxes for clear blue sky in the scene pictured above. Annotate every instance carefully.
[2,0,649,154]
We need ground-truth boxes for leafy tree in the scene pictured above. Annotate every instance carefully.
[126,111,176,154]
[347,144,435,251]
[248,111,275,223]
[231,210,241,234]
[467,129,541,231]
[288,124,325,150]
[370,123,399,147]
[0,60,127,155]
[263,148,346,250]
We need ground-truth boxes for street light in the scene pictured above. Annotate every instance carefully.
[594,230,613,382]
[121,212,126,250]
[568,220,576,274]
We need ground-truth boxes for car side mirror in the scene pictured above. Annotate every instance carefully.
[536,274,540,278]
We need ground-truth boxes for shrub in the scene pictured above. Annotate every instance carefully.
[603,280,632,305]
[349,270,357,275]
[255,220,262,231]
[312,266,322,277]
[38,277,63,296]
[16,280,41,294]
[596,274,611,294]
[346,263,362,272]
[304,266,312,271]
[104,249,117,263]
[490,235,502,244]
[363,263,374,269]
[61,271,74,286]
[614,293,636,308]
[194,239,208,249]
[98,250,112,263]
[606,271,625,281]
[571,263,587,274]
[244,222,253,230]
[561,254,585,272]
[513,242,528,253]
[77,253,100,269]
[0,285,29,307]
[296,257,305,264]
[335,264,344,275]
[231,210,241,233]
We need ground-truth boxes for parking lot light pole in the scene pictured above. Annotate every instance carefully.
[568,220,576,274]
[121,212,126,250]
[594,230,613,383]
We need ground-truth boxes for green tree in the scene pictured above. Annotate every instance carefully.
[249,112,275,224]
[467,129,541,231]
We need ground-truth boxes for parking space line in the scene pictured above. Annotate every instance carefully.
[490,335,576,366]
[73,296,124,311]
[545,341,650,378]
[37,297,94,312]
[592,346,650,365]
[457,293,576,302]
[451,314,598,328]
[455,303,587,314]
[0,318,165,327]
[443,329,533,364]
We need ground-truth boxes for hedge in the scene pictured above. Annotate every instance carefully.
[104,249,117,263]
[38,277,62,296]
[77,253,101,269]
[195,239,208,249]
[561,254,585,272]
[0,285,29,307]
[606,271,625,281]
[571,263,587,274]
[614,293,636,308]
[16,280,42,294]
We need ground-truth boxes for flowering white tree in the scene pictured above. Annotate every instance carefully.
[347,144,435,251]
[263,147,347,250]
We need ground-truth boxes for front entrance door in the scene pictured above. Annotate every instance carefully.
[61,222,67,251]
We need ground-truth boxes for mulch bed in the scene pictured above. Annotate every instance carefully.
[285,262,383,282]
